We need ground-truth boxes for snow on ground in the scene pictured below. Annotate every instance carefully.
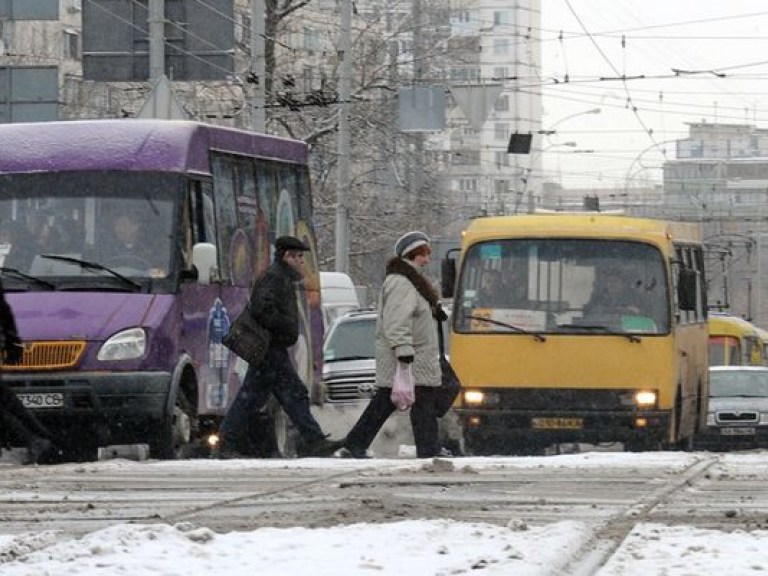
[1,451,767,575]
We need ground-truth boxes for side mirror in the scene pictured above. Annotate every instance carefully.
[192,242,217,285]
[441,248,460,298]
[677,268,698,311]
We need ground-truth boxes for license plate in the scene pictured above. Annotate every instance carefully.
[17,392,64,409]
[720,427,756,436]
[531,417,583,430]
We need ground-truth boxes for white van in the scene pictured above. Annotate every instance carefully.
[320,271,361,330]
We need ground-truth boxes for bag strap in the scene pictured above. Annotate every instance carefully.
[437,317,447,360]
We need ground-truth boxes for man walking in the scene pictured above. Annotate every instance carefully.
[219,236,343,458]
[0,277,57,464]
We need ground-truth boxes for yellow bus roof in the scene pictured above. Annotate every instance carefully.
[754,326,768,343]
[708,314,760,338]
[462,214,701,246]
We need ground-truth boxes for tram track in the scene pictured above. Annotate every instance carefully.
[564,455,721,575]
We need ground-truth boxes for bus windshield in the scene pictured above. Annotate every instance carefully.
[454,239,669,335]
[0,172,178,282]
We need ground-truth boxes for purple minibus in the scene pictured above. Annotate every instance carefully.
[0,119,323,460]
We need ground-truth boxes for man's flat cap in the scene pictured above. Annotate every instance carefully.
[275,235,310,252]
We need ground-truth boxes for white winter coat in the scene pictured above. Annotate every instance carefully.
[374,261,441,389]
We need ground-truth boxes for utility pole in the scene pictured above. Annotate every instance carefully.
[148,0,164,81]
[334,0,352,273]
[251,0,266,132]
[410,0,424,209]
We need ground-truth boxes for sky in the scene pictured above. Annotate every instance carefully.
[539,1,768,191]
[2,452,768,575]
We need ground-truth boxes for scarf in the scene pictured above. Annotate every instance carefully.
[385,257,446,320]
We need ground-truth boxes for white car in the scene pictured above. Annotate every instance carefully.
[695,366,768,451]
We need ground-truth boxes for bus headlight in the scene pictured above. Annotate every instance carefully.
[463,390,500,407]
[634,390,657,408]
[97,328,147,361]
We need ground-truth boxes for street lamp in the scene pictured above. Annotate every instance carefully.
[538,108,601,136]
[525,108,601,213]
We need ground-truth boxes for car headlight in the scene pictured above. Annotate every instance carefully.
[760,413,768,425]
[634,390,657,408]
[706,412,716,426]
[97,328,147,361]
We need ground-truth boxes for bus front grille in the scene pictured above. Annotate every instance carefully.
[3,341,86,371]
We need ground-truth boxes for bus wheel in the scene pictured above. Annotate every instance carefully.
[151,386,196,460]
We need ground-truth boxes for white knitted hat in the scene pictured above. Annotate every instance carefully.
[394,231,430,258]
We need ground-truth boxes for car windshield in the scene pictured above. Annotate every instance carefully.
[710,370,768,397]
[324,317,377,361]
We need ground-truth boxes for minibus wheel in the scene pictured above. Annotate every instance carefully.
[151,386,196,459]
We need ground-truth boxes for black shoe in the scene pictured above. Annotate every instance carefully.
[297,437,345,457]
[23,437,52,465]
[333,446,371,459]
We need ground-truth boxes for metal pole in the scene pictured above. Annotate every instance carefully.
[148,0,164,81]
[334,0,352,273]
[251,0,266,132]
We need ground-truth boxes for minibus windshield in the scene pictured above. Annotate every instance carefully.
[454,238,669,335]
[0,172,178,281]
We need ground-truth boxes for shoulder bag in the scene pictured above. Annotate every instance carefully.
[435,317,462,417]
[222,304,271,367]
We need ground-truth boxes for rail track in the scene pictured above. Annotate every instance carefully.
[0,451,765,573]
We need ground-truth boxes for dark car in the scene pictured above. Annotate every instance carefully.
[695,366,768,451]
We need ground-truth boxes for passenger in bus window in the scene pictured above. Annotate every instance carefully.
[584,267,641,320]
[478,269,503,307]
[0,220,35,271]
[106,212,157,271]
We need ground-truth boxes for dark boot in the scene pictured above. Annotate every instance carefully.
[296,436,345,457]
[23,436,52,465]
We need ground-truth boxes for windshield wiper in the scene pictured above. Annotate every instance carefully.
[465,314,546,342]
[40,255,142,290]
[557,323,640,343]
[0,267,56,290]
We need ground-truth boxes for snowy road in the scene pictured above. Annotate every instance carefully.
[1,451,767,574]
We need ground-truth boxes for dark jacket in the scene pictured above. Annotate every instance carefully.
[0,278,21,361]
[248,259,303,349]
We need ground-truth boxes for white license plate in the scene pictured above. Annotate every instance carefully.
[17,392,64,409]
[720,427,756,436]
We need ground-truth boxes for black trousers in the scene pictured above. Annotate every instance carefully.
[345,385,440,458]
[0,384,52,446]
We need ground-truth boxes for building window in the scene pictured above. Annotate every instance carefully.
[494,95,509,112]
[495,151,510,168]
[494,123,510,140]
[493,38,510,55]
[303,27,319,52]
[63,29,79,60]
[493,67,509,80]
[494,11,510,25]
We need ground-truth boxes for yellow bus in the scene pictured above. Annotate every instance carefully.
[442,213,709,454]
[756,327,768,365]
[708,313,765,366]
